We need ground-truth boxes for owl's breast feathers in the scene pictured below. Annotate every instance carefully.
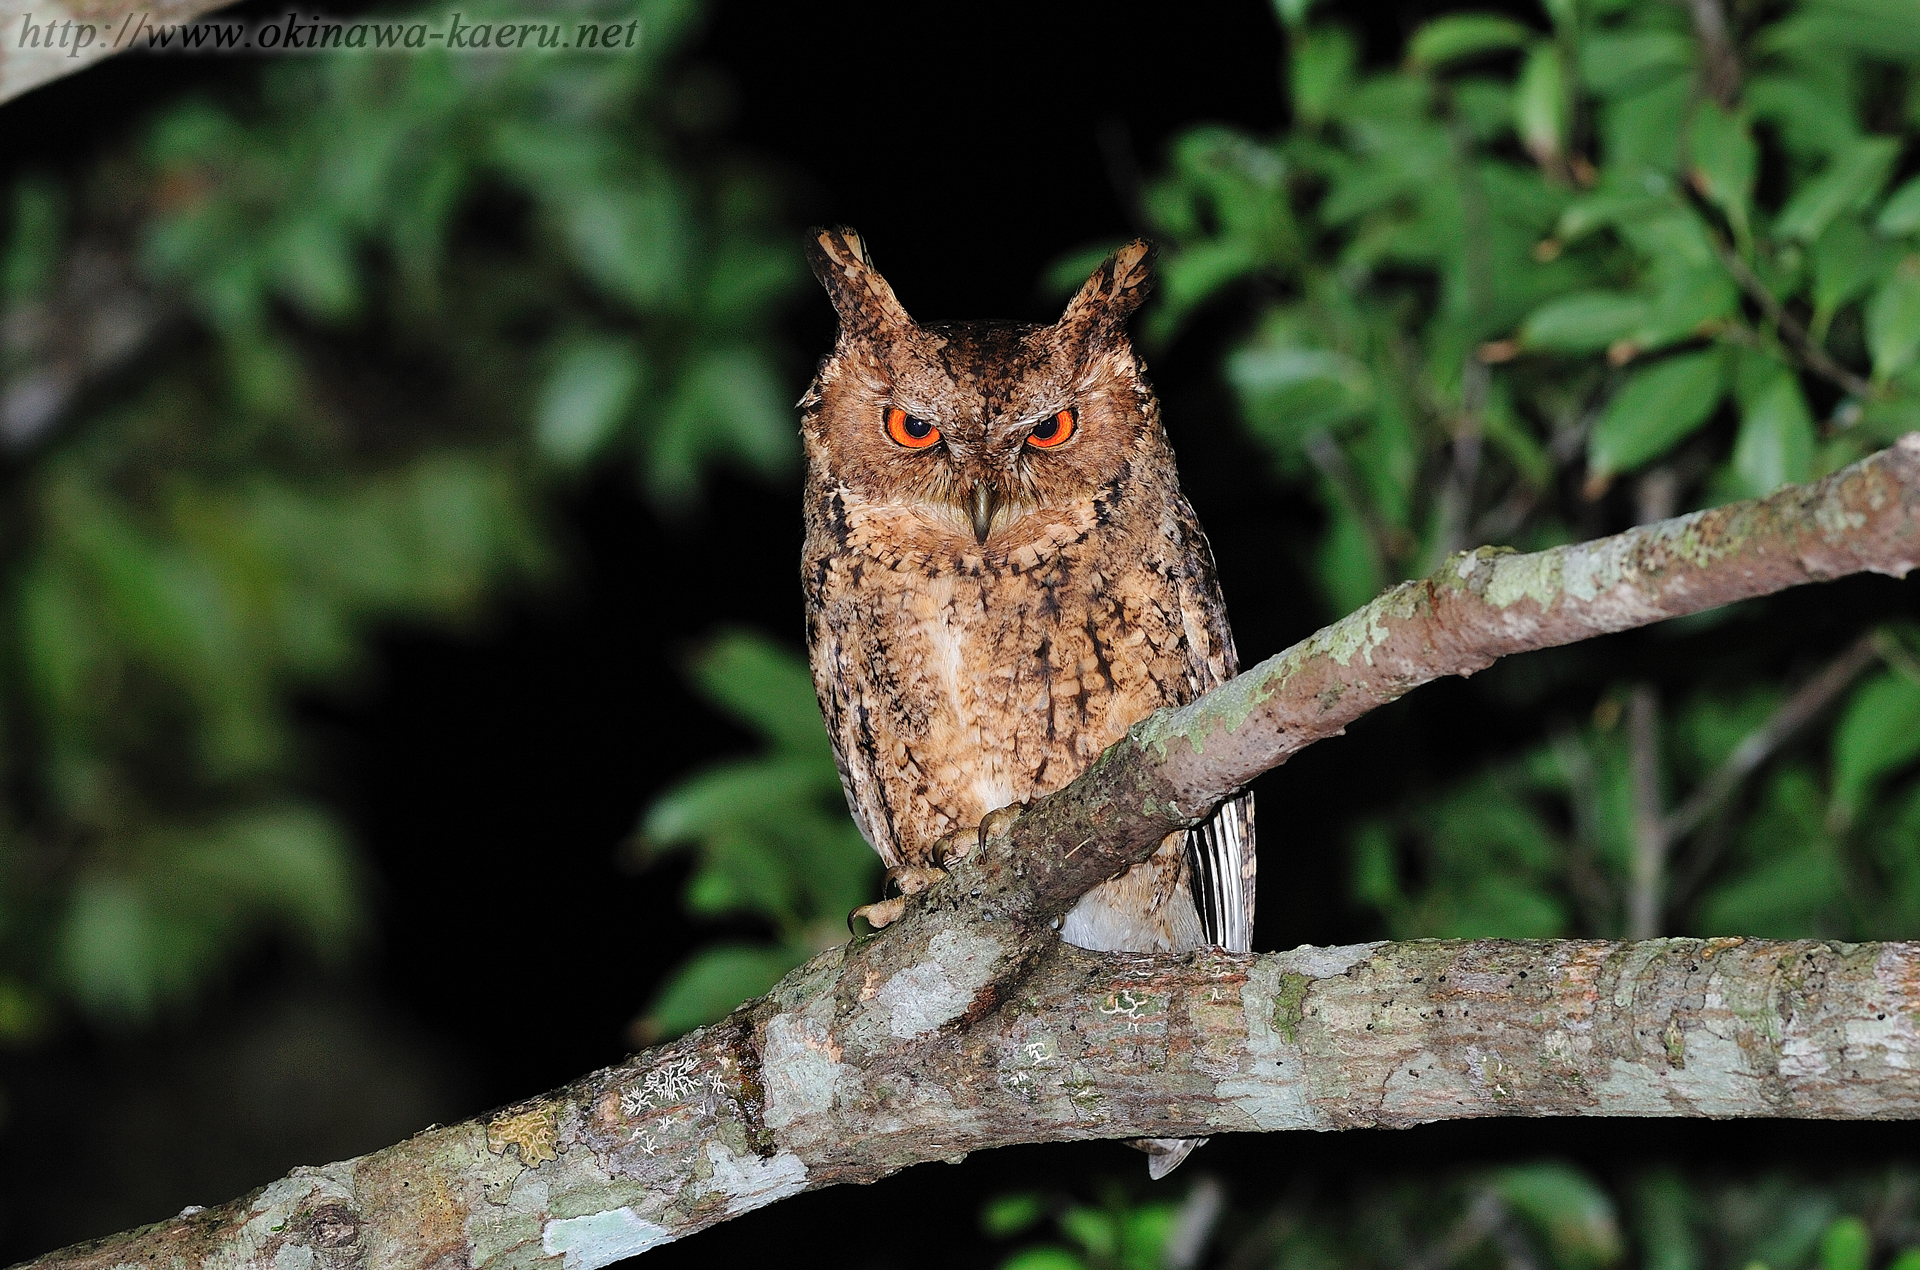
[804,463,1252,953]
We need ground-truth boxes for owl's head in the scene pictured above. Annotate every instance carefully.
[800,227,1161,547]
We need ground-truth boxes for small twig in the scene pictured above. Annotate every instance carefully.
[1432,357,1490,566]
[1626,685,1668,940]
[1685,0,1741,106]
[1663,630,1882,844]
[1876,628,1920,684]
[1469,482,1539,545]
[1637,466,1682,525]
[1303,427,1402,568]
[1713,239,1875,400]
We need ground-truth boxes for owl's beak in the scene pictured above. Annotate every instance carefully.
[967,482,1000,544]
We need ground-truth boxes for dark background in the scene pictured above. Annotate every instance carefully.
[2,1,1915,1265]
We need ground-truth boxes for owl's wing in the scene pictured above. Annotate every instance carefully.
[1174,528,1257,954]
[1186,792,1256,952]
[808,601,904,870]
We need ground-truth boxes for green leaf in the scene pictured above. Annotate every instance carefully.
[1879,177,1920,237]
[560,181,691,310]
[689,631,828,754]
[1556,188,1667,242]
[1513,43,1568,162]
[1406,13,1532,68]
[982,1195,1047,1238]
[1587,349,1727,479]
[1820,1217,1871,1270]
[647,346,799,504]
[1763,1,1920,59]
[1747,75,1862,162]
[1775,137,1902,243]
[59,876,170,1020]
[1832,671,1920,822]
[999,1250,1089,1270]
[1058,1208,1118,1259]
[1579,30,1692,97]
[271,216,359,320]
[1493,1163,1624,1270]
[641,944,804,1039]
[1290,25,1356,127]
[1812,217,1894,330]
[1730,369,1815,496]
[535,339,644,467]
[1520,291,1649,353]
[1867,256,1920,380]
[1632,1171,1699,1270]
[3,176,63,302]
[1271,0,1321,28]
[1887,1250,1920,1270]
[1601,73,1693,177]
[1118,1203,1179,1270]
[1686,101,1756,227]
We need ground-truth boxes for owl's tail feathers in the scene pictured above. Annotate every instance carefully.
[1134,1136,1206,1180]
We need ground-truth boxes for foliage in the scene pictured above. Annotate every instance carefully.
[1138,0,1920,607]
[983,1182,1187,1270]
[629,631,876,1040]
[0,0,801,1027]
[1101,0,1920,945]
[1355,628,1920,940]
[986,1163,1920,1270]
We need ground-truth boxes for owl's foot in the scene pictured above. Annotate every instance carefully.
[849,896,907,932]
[931,803,1027,867]
[848,864,950,933]
[889,864,948,895]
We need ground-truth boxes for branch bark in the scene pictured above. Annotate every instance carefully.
[0,0,233,104]
[21,436,1920,1270]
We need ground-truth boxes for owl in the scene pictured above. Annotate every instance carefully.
[798,228,1255,1175]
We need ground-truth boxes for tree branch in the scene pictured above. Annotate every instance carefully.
[27,938,1920,1270]
[21,435,1920,1270]
[0,1,236,104]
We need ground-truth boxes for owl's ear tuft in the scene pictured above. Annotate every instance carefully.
[1057,239,1156,352]
[806,226,915,343]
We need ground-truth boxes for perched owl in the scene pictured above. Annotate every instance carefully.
[798,228,1255,1175]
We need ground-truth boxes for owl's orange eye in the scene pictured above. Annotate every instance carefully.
[1027,408,1076,449]
[885,406,941,449]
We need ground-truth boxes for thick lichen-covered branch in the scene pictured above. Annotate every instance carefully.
[25,938,1920,1270]
[19,439,1920,1270]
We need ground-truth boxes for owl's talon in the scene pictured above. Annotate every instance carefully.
[887,864,947,896]
[851,897,908,931]
[979,803,1026,847]
[929,828,974,867]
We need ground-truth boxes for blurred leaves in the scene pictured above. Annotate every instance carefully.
[986,1164,1920,1270]
[630,631,877,1040]
[1355,630,1920,943]
[1133,0,1920,616]
[0,0,802,1029]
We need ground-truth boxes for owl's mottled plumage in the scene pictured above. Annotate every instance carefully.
[799,227,1255,987]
